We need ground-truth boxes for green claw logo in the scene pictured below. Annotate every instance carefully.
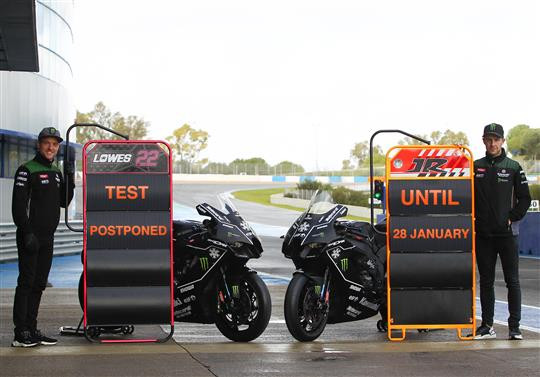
[232,285,240,298]
[314,285,321,295]
[490,124,496,131]
[200,257,209,271]
[341,258,349,272]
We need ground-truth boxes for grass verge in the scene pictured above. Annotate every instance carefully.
[232,188,371,222]
[232,188,306,212]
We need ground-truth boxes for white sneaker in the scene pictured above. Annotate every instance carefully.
[474,324,496,339]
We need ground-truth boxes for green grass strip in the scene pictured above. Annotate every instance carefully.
[232,188,306,212]
[232,188,371,222]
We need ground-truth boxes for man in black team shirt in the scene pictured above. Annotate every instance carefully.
[472,123,531,340]
[11,127,74,347]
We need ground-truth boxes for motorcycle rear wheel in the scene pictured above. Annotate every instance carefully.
[284,274,328,342]
[215,272,272,342]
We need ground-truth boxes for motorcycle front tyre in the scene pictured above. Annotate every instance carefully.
[215,272,272,342]
[284,273,328,342]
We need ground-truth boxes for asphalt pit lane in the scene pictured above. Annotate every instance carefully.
[306,355,347,362]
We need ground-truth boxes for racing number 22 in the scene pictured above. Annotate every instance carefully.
[135,150,159,167]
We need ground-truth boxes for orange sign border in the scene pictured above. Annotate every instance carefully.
[385,145,476,341]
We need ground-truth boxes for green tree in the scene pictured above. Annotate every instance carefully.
[75,101,149,143]
[507,124,540,159]
[113,115,149,140]
[272,161,305,175]
[360,145,385,167]
[349,141,386,168]
[229,157,270,175]
[350,141,369,168]
[435,130,469,145]
[398,134,428,145]
[202,162,232,174]
[342,159,353,170]
[398,129,469,146]
[522,130,540,160]
[166,124,210,164]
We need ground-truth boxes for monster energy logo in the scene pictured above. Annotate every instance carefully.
[314,285,321,295]
[200,257,209,271]
[341,258,349,272]
[232,285,240,298]
[490,123,496,131]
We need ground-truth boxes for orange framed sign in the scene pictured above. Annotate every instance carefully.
[385,145,476,341]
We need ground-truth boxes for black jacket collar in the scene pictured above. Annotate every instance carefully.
[34,152,54,168]
[485,148,506,164]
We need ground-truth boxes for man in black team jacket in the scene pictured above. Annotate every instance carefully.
[473,123,531,340]
[11,127,74,347]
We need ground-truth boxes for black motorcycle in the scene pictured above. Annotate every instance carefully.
[282,190,387,341]
[78,197,272,342]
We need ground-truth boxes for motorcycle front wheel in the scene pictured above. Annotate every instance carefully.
[215,272,272,342]
[284,273,328,342]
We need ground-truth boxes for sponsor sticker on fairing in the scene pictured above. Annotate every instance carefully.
[346,305,361,318]
[328,240,345,247]
[180,284,194,293]
[359,297,379,311]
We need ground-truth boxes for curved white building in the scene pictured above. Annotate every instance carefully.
[0,0,75,222]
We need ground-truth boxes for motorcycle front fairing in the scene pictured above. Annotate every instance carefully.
[196,201,263,258]
[173,200,263,324]
[282,190,348,262]
[323,235,384,323]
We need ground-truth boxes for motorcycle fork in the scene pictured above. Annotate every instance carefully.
[217,267,239,322]
[319,267,330,305]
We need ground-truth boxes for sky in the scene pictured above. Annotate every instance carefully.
[72,0,539,171]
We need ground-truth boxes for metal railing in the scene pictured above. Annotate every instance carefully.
[0,221,83,262]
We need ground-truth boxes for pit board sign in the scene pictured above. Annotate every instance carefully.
[385,145,476,341]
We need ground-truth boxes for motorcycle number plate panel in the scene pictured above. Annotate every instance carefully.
[83,141,173,328]
[385,145,475,335]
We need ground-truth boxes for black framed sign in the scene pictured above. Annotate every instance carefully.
[83,140,174,343]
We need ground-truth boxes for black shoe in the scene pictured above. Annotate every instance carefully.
[509,328,523,340]
[12,330,39,347]
[473,324,496,339]
[32,329,58,345]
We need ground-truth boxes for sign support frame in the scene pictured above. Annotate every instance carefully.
[385,144,476,341]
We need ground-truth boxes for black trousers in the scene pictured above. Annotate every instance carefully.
[476,235,521,329]
[13,230,54,334]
